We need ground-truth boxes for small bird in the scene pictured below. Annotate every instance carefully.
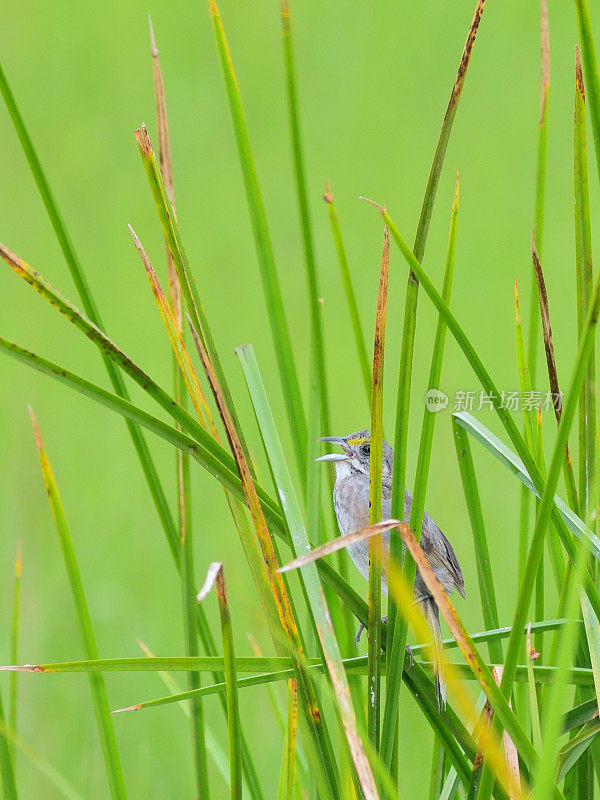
[317,429,465,708]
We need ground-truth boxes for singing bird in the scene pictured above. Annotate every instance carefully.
[317,430,465,708]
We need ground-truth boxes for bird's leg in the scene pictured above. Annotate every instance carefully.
[354,616,414,669]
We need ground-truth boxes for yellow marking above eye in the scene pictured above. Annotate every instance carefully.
[346,437,367,445]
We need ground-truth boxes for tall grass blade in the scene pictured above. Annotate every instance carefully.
[189,324,341,800]
[0,61,176,564]
[368,226,390,750]
[574,46,596,525]
[388,0,486,687]
[574,0,600,181]
[323,184,371,402]
[29,410,126,799]
[146,30,208,796]
[197,564,242,799]
[277,679,299,800]
[556,722,600,783]
[8,543,21,763]
[280,0,330,441]
[0,688,16,799]
[525,624,543,753]
[237,343,379,799]
[137,639,236,791]
[527,0,550,384]
[452,420,502,662]
[531,238,579,512]
[207,0,307,478]
[382,178,460,767]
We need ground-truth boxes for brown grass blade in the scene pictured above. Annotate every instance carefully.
[492,666,521,799]
[278,521,402,574]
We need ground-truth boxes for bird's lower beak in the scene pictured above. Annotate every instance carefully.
[316,435,352,462]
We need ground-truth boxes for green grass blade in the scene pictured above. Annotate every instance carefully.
[134,126,254,468]
[526,0,550,385]
[276,679,298,800]
[280,0,330,443]
[525,624,543,753]
[29,410,126,800]
[138,639,237,792]
[368,227,390,750]
[533,515,593,799]
[388,0,486,671]
[197,565,242,799]
[8,543,21,763]
[207,0,307,479]
[574,0,600,182]
[382,179,459,766]
[557,722,600,783]
[323,184,371,402]
[237,343,379,799]
[0,61,177,566]
[0,688,17,799]
[451,420,502,662]
[452,412,600,568]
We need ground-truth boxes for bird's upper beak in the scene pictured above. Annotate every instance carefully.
[315,436,351,462]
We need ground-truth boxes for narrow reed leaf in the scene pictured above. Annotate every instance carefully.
[134,124,253,464]
[0,61,177,558]
[8,542,21,761]
[2,620,570,675]
[383,178,460,766]
[574,45,596,522]
[388,0,486,686]
[563,697,600,733]
[276,679,298,800]
[525,624,542,753]
[532,503,593,800]
[237,343,379,800]
[368,225,390,749]
[0,720,82,800]
[207,0,307,478]
[556,722,600,783]
[452,420,502,662]
[397,524,562,800]
[189,323,341,800]
[0,242,217,455]
[197,564,242,800]
[323,183,371,402]
[29,410,126,799]
[377,205,600,697]
[574,0,600,180]
[453,412,597,563]
[491,667,521,798]
[137,640,236,791]
[278,520,401,574]
[527,0,550,383]
[531,236,579,512]
[0,688,16,799]
[280,0,330,441]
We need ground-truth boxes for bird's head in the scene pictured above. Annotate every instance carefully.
[315,430,393,479]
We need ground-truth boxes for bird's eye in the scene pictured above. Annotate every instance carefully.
[362,444,370,455]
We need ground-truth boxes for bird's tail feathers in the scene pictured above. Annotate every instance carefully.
[423,597,446,710]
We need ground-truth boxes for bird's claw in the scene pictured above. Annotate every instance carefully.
[354,623,365,651]
[405,644,414,670]
[354,616,388,652]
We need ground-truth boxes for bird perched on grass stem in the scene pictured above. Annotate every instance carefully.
[317,429,465,708]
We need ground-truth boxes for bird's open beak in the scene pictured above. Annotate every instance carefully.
[315,436,351,462]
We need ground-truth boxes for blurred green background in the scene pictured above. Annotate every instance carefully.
[1,0,598,796]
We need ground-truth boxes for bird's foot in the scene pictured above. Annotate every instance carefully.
[405,644,414,670]
[354,616,389,651]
